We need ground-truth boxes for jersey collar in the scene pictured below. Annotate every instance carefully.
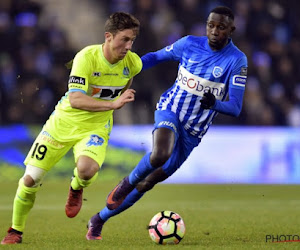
[205,38,233,53]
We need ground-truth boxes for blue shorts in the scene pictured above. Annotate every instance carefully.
[153,110,201,176]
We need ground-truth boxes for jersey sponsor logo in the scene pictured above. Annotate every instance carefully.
[91,84,125,100]
[93,72,101,76]
[232,75,246,87]
[212,66,223,78]
[39,131,64,148]
[86,135,104,147]
[69,76,85,85]
[82,149,97,155]
[240,67,247,76]
[165,44,174,51]
[157,121,177,133]
[177,66,225,99]
[41,131,54,139]
[69,84,84,90]
[123,67,130,76]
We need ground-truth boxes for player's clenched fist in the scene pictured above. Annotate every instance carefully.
[112,89,136,109]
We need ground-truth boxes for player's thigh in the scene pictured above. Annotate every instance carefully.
[162,129,200,176]
[24,131,73,171]
[154,109,180,141]
[73,133,109,168]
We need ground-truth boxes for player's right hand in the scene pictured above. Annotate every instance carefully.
[112,89,136,109]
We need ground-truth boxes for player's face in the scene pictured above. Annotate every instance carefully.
[206,13,235,51]
[106,29,137,63]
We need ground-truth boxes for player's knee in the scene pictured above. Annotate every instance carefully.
[77,164,99,180]
[23,175,35,187]
[77,156,99,180]
[77,167,98,180]
[150,151,171,168]
[22,165,46,188]
[136,180,156,193]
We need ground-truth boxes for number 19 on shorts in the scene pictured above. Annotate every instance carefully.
[31,143,48,160]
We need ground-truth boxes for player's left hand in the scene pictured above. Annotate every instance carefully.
[200,90,216,109]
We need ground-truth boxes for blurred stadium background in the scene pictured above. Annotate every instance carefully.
[0,0,300,183]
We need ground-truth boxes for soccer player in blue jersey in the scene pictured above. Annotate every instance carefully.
[86,6,248,240]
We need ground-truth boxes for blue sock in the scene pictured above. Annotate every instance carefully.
[129,152,155,185]
[99,188,144,221]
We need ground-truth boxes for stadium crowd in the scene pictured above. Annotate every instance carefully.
[1,0,300,126]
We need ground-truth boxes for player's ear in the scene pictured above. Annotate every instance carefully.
[105,32,113,42]
[230,26,236,35]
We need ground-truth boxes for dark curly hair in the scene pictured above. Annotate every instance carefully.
[210,6,234,21]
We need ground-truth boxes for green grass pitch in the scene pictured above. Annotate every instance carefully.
[1,180,300,249]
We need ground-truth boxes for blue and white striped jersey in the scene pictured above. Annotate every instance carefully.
[141,35,247,138]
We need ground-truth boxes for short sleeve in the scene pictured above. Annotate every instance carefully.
[68,50,92,93]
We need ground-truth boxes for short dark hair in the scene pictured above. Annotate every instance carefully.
[210,6,234,21]
[104,12,140,36]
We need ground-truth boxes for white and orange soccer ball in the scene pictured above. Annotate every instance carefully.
[148,211,186,245]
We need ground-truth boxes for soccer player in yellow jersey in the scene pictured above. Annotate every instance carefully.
[1,12,142,245]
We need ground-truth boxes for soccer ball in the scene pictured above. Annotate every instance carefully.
[148,211,186,245]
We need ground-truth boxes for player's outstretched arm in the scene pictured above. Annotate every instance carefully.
[141,36,188,70]
[69,89,135,112]
[210,87,245,117]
